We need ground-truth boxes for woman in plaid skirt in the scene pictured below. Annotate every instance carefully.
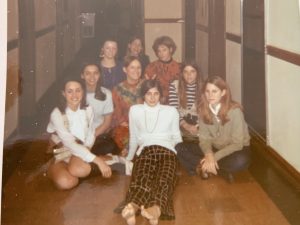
[121,80,182,225]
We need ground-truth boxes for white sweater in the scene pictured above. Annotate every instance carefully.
[47,106,96,163]
[126,103,182,161]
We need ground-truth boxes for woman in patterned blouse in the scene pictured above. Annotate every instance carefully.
[111,56,143,155]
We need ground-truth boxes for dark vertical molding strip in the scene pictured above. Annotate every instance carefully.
[266,45,300,67]
[185,0,196,59]
[208,0,226,79]
[18,0,36,130]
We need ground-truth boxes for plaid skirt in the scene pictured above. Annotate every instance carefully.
[125,145,178,220]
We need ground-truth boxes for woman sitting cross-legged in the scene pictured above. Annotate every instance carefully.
[168,60,204,175]
[81,63,118,154]
[111,56,144,156]
[121,80,182,225]
[47,78,112,190]
[179,75,251,182]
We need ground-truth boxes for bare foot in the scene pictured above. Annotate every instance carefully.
[141,205,161,225]
[122,203,136,225]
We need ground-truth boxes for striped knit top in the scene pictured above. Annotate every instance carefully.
[169,80,199,139]
[169,80,197,121]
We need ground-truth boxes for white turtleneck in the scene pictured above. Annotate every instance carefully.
[126,102,182,161]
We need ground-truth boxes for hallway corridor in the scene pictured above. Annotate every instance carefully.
[4,1,300,224]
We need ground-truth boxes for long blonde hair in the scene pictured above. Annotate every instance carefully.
[199,76,241,125]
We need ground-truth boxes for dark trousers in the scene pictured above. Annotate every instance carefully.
[91,134,119,155]
[175,141,251,175]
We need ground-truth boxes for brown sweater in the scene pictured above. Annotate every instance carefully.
[198,107,250,161]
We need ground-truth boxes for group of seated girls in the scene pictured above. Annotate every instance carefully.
[46,35,251,225]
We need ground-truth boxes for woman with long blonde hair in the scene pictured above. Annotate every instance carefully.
[179,76,251,182]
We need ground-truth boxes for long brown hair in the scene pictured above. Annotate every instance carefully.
[58,78,88,114]
[81,63,106,101]
[199,76,241,125]
[178,59,203,109]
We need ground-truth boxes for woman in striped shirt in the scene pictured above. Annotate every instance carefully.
[169,60,204,175]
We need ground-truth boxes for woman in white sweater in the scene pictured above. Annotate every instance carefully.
[121,80,182,225]
[47,78,111,190]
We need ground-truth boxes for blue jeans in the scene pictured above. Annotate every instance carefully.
[175,141,251,175]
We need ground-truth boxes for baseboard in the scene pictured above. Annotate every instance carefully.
[250,129,300,188]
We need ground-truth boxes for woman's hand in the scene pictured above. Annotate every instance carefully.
[120,148,128,157]
[181,121,199,135]
[145,73,157,80]
[93,156,112,178]
[120,121,129,127]
[200,153,219,175]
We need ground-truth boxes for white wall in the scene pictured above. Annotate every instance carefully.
[266,0,300,172]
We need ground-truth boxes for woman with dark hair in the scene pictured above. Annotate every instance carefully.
[180,76,251,182]
[168,60,204,175]
[99,39,126,90]
[125,35,150,76]
[81,63,120,157]
[121,80,182,225]
[144,36,181,104]
[169,60,203,139]
[47,78,112,190]
[111,56,143,156]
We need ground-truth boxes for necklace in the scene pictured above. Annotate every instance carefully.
[144,108,160,133]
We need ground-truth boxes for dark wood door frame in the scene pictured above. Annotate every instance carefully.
[242,0,266,139]
[18,0,36,132]
[185,0,196,59]
[208,0,226,78]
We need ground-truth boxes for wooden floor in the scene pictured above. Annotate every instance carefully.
[1,140,291,225]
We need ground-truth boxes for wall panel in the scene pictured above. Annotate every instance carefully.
[195,30,208,77]
[267,56,300,171]
[7,0,19,41]
[35,32,56,101]
[34,0,56,31]
[225,0,241,35]
[226,40,242,103]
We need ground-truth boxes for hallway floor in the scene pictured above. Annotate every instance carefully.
[1,139,292,225]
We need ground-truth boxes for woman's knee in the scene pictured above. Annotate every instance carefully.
[48,168,79,190]
[220,151,251,173]
[68,158,91,178]
[55,174,79,190]
[235,152,251,170]
[175,142,186,156]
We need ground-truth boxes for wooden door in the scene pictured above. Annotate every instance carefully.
[242,0,266,138]
[208,0,226,79]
